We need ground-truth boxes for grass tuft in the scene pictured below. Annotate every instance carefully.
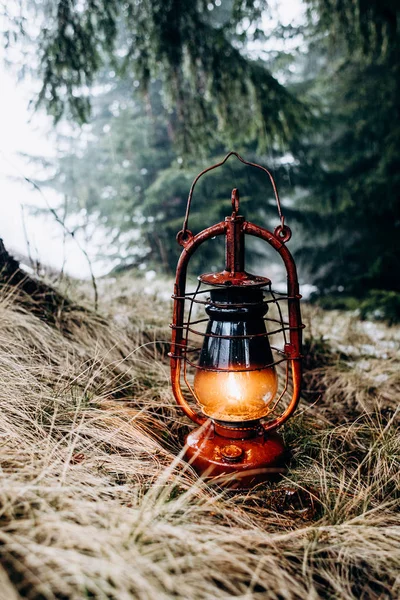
[0,277,399,599]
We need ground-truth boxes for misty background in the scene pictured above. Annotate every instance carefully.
[0,0,398,321]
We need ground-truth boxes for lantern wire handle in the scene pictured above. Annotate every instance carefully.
[181,151,286,236]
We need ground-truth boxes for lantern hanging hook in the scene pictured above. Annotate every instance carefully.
[181,151,287,238]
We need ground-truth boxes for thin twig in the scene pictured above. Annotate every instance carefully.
[26,176,98,309]
[20,204,35,271]
[1,149,99,310]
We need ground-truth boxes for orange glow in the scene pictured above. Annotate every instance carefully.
[193,365,278,421]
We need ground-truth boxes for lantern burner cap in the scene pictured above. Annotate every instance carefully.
[199,270,270,288]
[220,444,244,463]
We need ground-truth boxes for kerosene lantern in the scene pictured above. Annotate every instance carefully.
[170,152,303,488]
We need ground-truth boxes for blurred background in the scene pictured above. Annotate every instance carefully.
[0,0,399,321]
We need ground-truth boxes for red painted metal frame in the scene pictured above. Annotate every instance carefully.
[170,220,302,432]
[170,152,302,438]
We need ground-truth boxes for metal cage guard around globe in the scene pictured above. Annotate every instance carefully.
[169,152,303,488]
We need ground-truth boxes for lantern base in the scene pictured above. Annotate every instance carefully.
[184,421,287,489]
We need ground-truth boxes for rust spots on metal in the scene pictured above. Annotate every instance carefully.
[169,153,304,488]
[185,421,287,489]
[231,188,240,216]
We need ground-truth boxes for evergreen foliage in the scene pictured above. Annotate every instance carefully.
[5,0,308,153]
[307,0,398,59]
[289,0,400,318]
[40,77,289,274]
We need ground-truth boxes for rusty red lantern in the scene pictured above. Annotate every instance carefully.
[169,152,303,488]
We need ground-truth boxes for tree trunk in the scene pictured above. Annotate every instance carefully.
[0,238,84,331]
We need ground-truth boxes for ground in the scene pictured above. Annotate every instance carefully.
[0,273,399,600]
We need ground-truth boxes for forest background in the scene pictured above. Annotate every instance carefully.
[1,0,399,322]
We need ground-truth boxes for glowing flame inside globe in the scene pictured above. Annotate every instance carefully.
[194,365,278,421]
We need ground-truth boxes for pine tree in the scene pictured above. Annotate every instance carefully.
[288,0,400,320]
[39,75,291,275]
[4,0,308,154]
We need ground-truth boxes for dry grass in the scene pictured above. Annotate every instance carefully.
[0,275,399,600]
